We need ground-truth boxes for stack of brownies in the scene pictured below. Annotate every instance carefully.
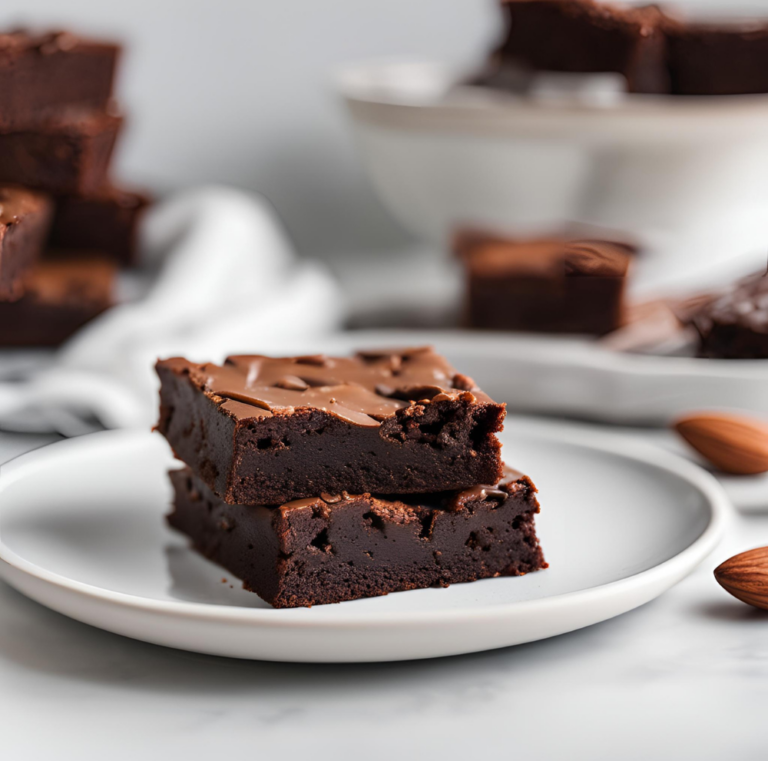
[156,347,547,608]
[480,0,768,96]
[0,29,149,347]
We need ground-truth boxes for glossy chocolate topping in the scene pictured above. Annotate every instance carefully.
[462,238,631,278]
[0,185,49,226]
[161,347,493,428]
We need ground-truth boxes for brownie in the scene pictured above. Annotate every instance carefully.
[458,234,632,335]
[665,14,768,95]
[156,348,506,505]
[0,185,53,300]
[689,272,768,359]
[168,466,546,608]
[0,111,122,194]
[493,0,670,94]
[0,255,115,346]
[0,30,119,129]
[49,187,151,266]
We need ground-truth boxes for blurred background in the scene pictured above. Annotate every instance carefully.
[0,0,505,260]
[0,0,756,264]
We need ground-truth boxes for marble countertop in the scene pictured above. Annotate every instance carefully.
[1,431,767,760]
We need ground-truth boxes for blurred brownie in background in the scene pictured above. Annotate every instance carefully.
[493,0,670,93]
[0,111,122,194]
[0,256,115,346]
[49,187,151,266]
[458,232,632,335]
[666,16,768,95]
[0,185,52,300]
[689,273,768,358]
[0,30,119,129]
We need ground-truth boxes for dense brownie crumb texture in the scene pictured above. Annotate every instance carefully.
[157,348,548,607]
[168,466,547,608]
[480,0,768,96]
[0,27,152,346]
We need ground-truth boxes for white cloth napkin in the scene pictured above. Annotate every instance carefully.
[0,186,344,436]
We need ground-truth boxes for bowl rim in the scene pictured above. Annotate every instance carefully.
[335,58,768,141]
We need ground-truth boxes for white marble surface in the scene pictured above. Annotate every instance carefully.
[1,431,767,760]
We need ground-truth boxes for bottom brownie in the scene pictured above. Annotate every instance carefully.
[0,255,115,346]
[168,467,547,608]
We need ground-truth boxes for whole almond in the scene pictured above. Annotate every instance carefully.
[714,547,768,610]
[673,412,768,475]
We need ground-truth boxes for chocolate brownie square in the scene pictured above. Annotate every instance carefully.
[0,111,122,194]
[168,466,546,608]
[0,255,115,346]
[665,14,768,95]
[0,185,52,300]
[0,30,119,128]
[49,187,151,266]
[458,234,632,335]
[494,0,669,94]
[156,348,506,504]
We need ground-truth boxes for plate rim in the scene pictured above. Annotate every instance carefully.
[0,423,730,629]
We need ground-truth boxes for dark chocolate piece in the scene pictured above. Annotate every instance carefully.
[0,185,52,300]
[0,30,119,128]
[168,466,546,608]
[690,272,768,359]
[49,187,151,266]
[156,348,506,504]
[459,234,631,335]
[0,111,122,194]
[666,14,768,95]
[0,255,114,346]
[493,0,669,94]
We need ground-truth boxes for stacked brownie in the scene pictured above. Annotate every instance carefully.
[0,29,151,347]
[156,348,547,607]
[482,0,768,96]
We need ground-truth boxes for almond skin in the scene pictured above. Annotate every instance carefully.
[714,547,768,610]
[673,412,768,475]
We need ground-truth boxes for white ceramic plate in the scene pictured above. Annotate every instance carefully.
[0,423,728,662]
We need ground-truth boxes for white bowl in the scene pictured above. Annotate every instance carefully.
[338,59,768,290]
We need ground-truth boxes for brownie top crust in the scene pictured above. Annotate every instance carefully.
[461,238,632,279]
[158,347,495,428]
[0,29,119,57]
[0,185,50,226]
[690,272,768,335]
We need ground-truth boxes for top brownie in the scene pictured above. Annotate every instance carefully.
[0,30,119,129]
[156,347,505,504]
[495,0,669,94]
